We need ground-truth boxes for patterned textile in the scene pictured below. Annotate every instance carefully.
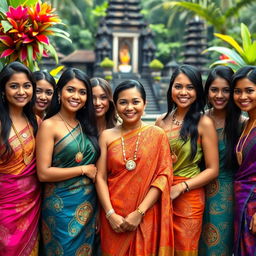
[41,126,98,256]
[199,128,235,256]
[101,125,174,256]
[234,127,256,256]
[0,125,41,256]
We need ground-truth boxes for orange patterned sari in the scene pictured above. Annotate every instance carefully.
[100,125,174,256]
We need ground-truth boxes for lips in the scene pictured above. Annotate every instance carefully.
[15,97,27,102]
[214,100,226,105]
[36,101,48,108]
[69,101,80,107]
[178,97,189,103]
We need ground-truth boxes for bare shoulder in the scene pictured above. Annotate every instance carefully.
[199,115,214,128]
[155,113,166,126]
[100,127,120,145]
[38,115,60,134]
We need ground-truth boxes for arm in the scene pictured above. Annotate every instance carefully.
[95,131,125,233]
[171,115,219,199]
[36,120,96,182]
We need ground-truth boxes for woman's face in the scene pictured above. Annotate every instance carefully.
[208,77,230,110]
[233,77,256,113]
[171,73,196,110]
[60,78,87,113]
[116,87,145,125]
[35,79,54,113]
[92,85,110,118]
[5,72,33,110]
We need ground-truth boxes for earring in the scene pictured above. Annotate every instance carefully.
[1,93,5,103]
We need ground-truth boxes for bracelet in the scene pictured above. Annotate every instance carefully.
[137,207,145,216]
[106,209,115,219]
[81,166,86,176]
[183,181,190,192]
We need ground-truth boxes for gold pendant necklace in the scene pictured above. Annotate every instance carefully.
[11,118,35,165]
[58,113,84,163]
[121,125,142,171]
[236,120,256,165]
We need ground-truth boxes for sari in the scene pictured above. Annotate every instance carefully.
[100,125,174,256]
[166,127,204,256]
[234,127,256,256]
[0,124,41,256]
[199,128,235,256]
[41,126,98,256]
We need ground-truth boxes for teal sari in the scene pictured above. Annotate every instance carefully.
[199,128,235,255]
[41,126,98,256]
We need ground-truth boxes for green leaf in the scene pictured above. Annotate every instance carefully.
[9,0,37,7]
[209,59,240,72]
[241,23,252,52]
[48,27,70,38]
[214,33,244,57]
[37,42,44,58]
[44,43,58,64]
[1,20,12,33]
[52,33,72,44]
[204,46,246,66]
[244,41,256,64]
[26,44,33,69]
[0,0,8,13]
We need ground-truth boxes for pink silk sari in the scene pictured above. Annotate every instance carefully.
[0,125,41,256]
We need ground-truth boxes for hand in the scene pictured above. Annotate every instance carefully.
[82,164,97,182]
[249,213,256,234]
[121,210,143,232]
[170,182,185,200]
[107,213,125,233]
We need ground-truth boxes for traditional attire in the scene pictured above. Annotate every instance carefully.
[234,127,256,256]
[0,124,41,256]
[41,126,98,256]
[166,126,204,256]
[199,128,235,256]
[101,125,174,256]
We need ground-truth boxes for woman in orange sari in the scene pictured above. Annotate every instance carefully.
[96,80,174,256]
[0,62,41,256]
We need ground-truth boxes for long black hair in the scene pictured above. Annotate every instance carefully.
[0,61,38,160]
[204,66,239,169]
[45,68,100,157]
[90,77,118,129]
[164,64,205,160]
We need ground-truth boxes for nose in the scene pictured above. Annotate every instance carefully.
[94,97,100,106]
[17,86,25,95]
[180,87,187,95]
[240,92,247,100]
[126,103,133,110]
[72,91,79,99]
[216,90,223,98]
[39,92,47,100]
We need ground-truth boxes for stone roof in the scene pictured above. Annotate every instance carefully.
[61,50,95,64]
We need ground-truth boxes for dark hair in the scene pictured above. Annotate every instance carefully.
[232,65,256,86]
[205,66,239,169]
[113,80,146,104]
[45,68,100,157]
[33,70,58,114]
[90,77,117,129]
[0,61,38,160]
[164,64,205,160]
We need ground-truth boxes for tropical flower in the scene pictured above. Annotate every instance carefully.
[0,1,71,70]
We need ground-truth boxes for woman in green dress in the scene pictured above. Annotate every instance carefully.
[199,66,242,255]
[36,68,100,256]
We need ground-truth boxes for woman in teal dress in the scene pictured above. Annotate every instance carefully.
[199,66,242,255]
[36,68,100,255]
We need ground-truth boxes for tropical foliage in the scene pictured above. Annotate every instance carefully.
[204,23,256,71]
[0,0,71,70]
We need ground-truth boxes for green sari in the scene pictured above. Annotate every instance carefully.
[41,126,98,256]
[199,128,235,256]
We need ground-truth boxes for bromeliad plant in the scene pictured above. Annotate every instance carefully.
[0,0,71,70]
[204,23,256,72]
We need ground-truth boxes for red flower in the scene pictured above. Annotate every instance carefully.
[6,6,29,21]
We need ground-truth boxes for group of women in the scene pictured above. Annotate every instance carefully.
[0,61,256,256]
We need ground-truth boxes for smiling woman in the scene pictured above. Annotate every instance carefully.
[0,62,40,256]
[36,68,100,255]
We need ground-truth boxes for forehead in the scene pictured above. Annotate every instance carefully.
[7,72,30,83]
[173,73,192,84]
[64,78,87,89]
[235,78,256,88]
[36,79,54,90]
[92,85,106,95]
[118,87,143,99]
[209,77,229,88]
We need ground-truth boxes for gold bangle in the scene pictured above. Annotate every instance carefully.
[81,166,86,175]
[137,207,145,216]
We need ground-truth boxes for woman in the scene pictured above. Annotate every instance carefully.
[232,66,256,255]
[96,80,174,255]
[0,62,41,255]
[199,66,241,255]
[90,77,117,134]
[36,68,100,256]
[33,70,57,119]
[156,64,219,255]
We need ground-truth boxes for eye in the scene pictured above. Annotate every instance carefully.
[67,87,74,93]
[174,84,182,90]
[80,90,87,95]
[36,88,42,94]
[246,88,255,94]
[100,95,108,100]
[118,100,127,105]
[187,85,194,90]
[133,100,141,104]
[210,87,218,93]
[234,89,241,95]
[46,90,54,96]
[222,88,230,94]
[24,83,32,89]
[9,84,18,89]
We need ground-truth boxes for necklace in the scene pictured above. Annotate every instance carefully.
[172,111,183,126]
[121,125,142,171]
[58,113,85,163]
[209,109,225,128]
[11,118,34,165]
[236,120,256,165]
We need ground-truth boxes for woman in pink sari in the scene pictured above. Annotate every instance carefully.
[0,62,41,256]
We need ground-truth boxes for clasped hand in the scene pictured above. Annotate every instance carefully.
[108,211,143,233]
